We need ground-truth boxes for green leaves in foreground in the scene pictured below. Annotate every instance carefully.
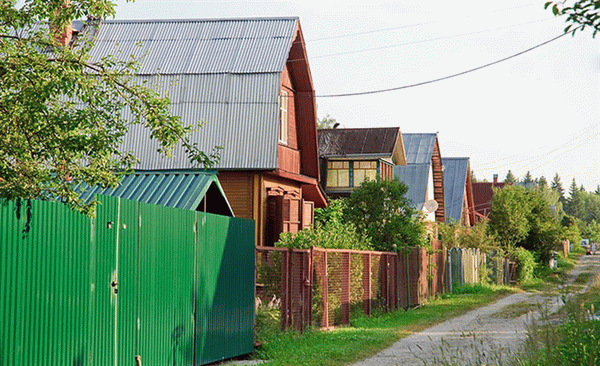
[0,1,219,215]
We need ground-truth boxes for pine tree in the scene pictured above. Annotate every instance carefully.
[537,176,548,189]
[523,171,533,184]
[551,173,566,205]
[505,170,517,184]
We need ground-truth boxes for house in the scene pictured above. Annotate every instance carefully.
[441,157,475,226]
[317,127,406,198]
[79,17,327,246]
[394,133,445,223]
[472,174,507,220]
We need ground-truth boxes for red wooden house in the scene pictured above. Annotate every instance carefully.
[84,17,326,246]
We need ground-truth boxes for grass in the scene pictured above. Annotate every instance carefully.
[251,284,516,366]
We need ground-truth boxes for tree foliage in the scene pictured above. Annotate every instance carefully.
[317,113,338,129]
[545,0,600,37]
[343,177,427,251]
[0,1,219,215]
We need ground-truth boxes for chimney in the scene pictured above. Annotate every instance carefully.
[52,0,73,47]
[493,174,498,184]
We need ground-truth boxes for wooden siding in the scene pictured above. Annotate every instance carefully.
[432,139,445,223]
[278,145,301,174]
[217,172,254,219]
[281,66,298,150]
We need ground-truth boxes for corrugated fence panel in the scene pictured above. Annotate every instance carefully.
[196,213,255,364]
[0,199,92,365]
[138,202,196,365]
[91,195,119,365]
[116,198,140,365]
[1,196,255,365]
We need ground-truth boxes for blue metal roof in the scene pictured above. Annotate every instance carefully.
[394,164,430,210]
[402,133,437,164]
[80,171,234,216]
[442,158,470,223]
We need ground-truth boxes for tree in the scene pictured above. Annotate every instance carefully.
[523,171,533,185]
[488,185,530,248]
[343,177,427,251]
[537,175,548,189]
[505,170,517,184]
[551,173,566,206]
[545,0,600,37]
[0,1,219,215]
[317,114,338,129]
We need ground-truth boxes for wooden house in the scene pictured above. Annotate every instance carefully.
[317,127,406,198]
[394,133,445,223]
[83,17,326,246]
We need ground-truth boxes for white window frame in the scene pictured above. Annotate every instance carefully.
[279,91,288,144]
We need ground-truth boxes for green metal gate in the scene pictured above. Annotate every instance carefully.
[0,195,255,365]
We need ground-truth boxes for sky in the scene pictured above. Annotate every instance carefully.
[112,0,599,192]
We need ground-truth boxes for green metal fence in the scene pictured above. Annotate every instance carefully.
[0,195,255,365]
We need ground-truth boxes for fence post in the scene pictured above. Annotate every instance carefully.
[321,250,329,329]
[341,252,351,325]
[362,253,372,315]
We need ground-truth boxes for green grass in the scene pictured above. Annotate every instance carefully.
[252,285,516,366]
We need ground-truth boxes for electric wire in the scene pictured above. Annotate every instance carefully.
[314,27,579,98]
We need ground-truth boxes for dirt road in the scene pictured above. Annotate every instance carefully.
[351,255,600,366]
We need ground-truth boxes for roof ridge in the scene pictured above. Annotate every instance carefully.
[98,17,299,24]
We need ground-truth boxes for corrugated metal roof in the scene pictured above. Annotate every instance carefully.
[318,128,400,157]
[394,164,430,210]
[80,171,234,215]
[402,133,437,164]
[76,18,301,170]
[85,18,298,75]
[119,73,280,170]
[442,157,469,223]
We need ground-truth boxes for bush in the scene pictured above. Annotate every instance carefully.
[509,246,537,283]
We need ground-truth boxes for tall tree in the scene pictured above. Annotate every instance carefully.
[551,173,566,206]
[0,1,219,214]
[523,171,533,184]
[537,175,548,189]
[505,170,517,184]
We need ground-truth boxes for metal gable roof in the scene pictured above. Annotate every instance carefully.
[85,18,298,75]
[402,133,437,165]
[79,171,234,216]
[394,164,431,210]
[442,157,469,223]
[76,18,303,170]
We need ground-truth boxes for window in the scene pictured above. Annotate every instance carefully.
[327,161,350,187]
[353,160,377,186]
[279,91,288,144]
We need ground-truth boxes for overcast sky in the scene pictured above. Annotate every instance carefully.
[113,0,599,192]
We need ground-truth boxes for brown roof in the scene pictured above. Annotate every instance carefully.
[318,127,400,157]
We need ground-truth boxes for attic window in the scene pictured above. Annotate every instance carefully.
[279,91,288,144]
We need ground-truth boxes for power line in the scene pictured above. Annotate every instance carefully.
[315,28,578,98]
[303,18,552,61]
[305,3,540,43]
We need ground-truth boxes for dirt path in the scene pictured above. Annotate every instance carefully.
[351,255,600,366]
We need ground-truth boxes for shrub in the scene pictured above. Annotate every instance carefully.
[509,246,537,283]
